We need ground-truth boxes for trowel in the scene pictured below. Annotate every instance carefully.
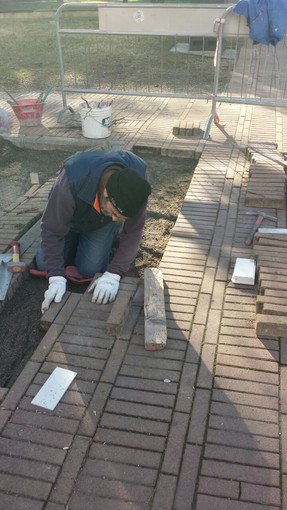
[0,253,13,301]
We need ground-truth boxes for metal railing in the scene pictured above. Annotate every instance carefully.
[204,5,287,138]
[55,2,231,110]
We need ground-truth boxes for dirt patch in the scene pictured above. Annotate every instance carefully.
[0,141,197,387]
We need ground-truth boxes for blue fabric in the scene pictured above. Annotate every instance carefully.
[234,0,287,45]
[36,220,123,276]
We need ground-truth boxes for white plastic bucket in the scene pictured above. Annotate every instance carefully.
[80,102,112,139]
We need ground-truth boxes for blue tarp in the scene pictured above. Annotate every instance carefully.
[234,0,287,45]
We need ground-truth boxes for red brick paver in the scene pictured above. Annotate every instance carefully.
[0,96,286,509]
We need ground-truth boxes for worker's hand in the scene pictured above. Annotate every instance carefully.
[41,276,67,314]
[88,271,120,304]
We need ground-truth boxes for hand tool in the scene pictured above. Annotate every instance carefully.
[244,211,277,246]
[3,88,19,104]
[7,241,27,273]
[39,84,54,103]
[0,253,13,301]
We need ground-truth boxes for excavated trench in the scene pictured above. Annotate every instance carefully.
[0,140,198,386]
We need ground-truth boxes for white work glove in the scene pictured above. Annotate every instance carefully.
[88,271,120,304]
[41,276,67,314]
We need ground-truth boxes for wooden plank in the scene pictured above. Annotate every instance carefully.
[106,290,133,336]
[144,268,167,351]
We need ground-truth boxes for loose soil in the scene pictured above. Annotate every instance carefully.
[0,139,197,387]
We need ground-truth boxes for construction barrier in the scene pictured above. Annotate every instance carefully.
[55,2,230,112]
[204,5,287,138]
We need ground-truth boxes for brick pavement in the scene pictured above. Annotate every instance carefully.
[0,95,287,509]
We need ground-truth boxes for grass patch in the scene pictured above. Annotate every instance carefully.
[0,3,231,95]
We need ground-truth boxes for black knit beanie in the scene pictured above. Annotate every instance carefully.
[106,168,151,218]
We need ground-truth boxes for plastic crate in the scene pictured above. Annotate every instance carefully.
[11,98,45,127]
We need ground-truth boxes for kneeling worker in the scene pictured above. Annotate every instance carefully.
[36,149,151,313]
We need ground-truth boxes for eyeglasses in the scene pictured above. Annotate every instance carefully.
[102,192,128,221]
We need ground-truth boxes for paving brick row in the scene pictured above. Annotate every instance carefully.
[173,444,202,510]
[151,473,177,510]
[280,416,287,474]
[196,493,279,509]
[105,399,173,421]
[76,473,153,503]
[90,442,162,469]
[214,375,279,397]
[48,435,91,505]
[209,412,279,437]
[207,427,279,452]
[196,343,217,389]
[164,280,199,295]
[160,411,189,475]
[201,459,280,486]
[186,319,205,364]
[160,267,204,279]
[175,362,198,414]
[187,387,211,444]
[58,331,114,349]
[115,375,178,395]
[40,361,102,382]
[95,427,166,452]
[9,407,79,435]
[209,280,226,309]
[221,316,256,328]
[204,308,222,344]
[164,238,210,250]
[166,317,194,331]
[68,493,144,510]
[58,324,111,342]
[0,434,67,466]
[0,453,59,483]
[219,333,278,350]
[3,421,74,449]
[119,365,180,382]
[0,493,44,510]
[198,475,240,499]
[160,260,206,272]
[131,332,186,352]
[212,388,279,410]
[210,399,278,423]
[217,343,277,361]
[111,386,176,407]
[1,100,286,508]
[33,371,96,395]
[223,309,256,320]
[128,342,185,361]
[51,340,111,359]
[216,364,279,385]
[26,377,90,406]
[217,353,278,373]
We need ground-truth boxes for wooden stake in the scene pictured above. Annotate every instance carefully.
[144,268,167,350]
